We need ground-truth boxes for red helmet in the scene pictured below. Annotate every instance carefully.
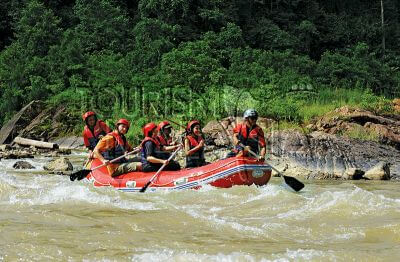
[187,120,200,131]
[143,122,157,137]
[116,118,130,129]
[82,111,96,121]
[157,121,171,132]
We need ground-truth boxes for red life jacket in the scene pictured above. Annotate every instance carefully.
[235,123,266,154]
[83,120,110,150]
[187,135,203,148]
[101,131,129,163]
[156,134,172,147]
[186,135,205,167]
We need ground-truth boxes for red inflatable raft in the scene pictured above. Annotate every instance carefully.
[85,157,272,192]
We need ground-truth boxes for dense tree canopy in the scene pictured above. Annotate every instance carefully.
[0,0,399,133]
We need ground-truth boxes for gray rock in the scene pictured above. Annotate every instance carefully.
[0,144,11,151]
[343,168,365,180]
[13,161,35,169]
[0,100,44,144]
[43,157,73,172]
[50,136,84,149]
[363,162,391,180]
[268,130,400,180]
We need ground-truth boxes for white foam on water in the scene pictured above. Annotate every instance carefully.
[129,248,342,262]
[130,249,261,262]
[242,184,292,204]
[282,248,337,261]
[183,207,265,236]
[276,185,400,221]
[0,158,48,170]
[5,179,158,211]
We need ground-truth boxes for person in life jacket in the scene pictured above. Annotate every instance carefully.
[156,121,180,159]
[156,121,174,146]
[227,109,266,161]
[141,122,181,172]
[92,119,141,177]
[184,120,207,168]
[82,111,111,154]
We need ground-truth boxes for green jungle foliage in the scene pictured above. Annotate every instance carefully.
[0,0,399,140]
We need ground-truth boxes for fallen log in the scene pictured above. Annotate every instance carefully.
[13,137,59,149]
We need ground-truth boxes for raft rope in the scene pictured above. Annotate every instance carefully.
[89,158,266,189]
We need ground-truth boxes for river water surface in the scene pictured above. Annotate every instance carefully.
[1,153,400,261]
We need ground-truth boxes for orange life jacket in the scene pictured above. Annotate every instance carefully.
[235,123,266,154]
[83,120,110,150]
[101,131,129,163]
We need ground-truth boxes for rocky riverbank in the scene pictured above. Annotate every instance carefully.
[0,100,399,180]
[202,105,400,181]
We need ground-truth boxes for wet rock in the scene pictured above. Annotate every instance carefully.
[363,162,391,180]
[50,136,84,150]
[0,144,11,151]
[13,161,35,169]
[43,157,73,173]
[0,150,34,159]
[343,168,365,180]
[269,130,400,180]
[56,148,72,155]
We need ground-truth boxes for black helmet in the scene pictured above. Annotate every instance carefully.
[243,109,258,119]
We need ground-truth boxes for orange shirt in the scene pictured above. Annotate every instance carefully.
[95,134,132,176]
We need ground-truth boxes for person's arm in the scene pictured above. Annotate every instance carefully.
[93,136,114,164]
[185,139,204,156]
[100,121,112,134]
[232,133,240,146]
[147,156,168,164]
[258,129,266,161]
[83,130,90,149]
[145,141,168,165]
[258,147,266,161]
[232,123,241,146]
[163,144,180,152]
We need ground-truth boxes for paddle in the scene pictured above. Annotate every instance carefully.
[82,152,94,168]
[139,145,182,193]
[69,148,140,181]
[239,143,304,192]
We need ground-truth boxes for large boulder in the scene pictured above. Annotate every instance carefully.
[363,162,391,180]
[310,106,400,150]
[0,100,44,144]
[43,157,73,173]
[268,130,400,180]
[343,168,365,180]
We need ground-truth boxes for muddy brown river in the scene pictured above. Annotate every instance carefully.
[1,152,399,261]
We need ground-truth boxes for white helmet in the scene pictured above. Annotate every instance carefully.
[243,109,258,119]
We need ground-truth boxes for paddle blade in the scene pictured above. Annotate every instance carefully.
[283,175,304,192]
[69,169,91,181]
[139,181,152,193]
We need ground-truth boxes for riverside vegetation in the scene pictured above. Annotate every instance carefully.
[0,0,399,144]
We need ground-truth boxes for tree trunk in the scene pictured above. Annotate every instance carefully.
[13,137,59,149]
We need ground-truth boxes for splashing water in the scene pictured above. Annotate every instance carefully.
[0,155,400,261]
